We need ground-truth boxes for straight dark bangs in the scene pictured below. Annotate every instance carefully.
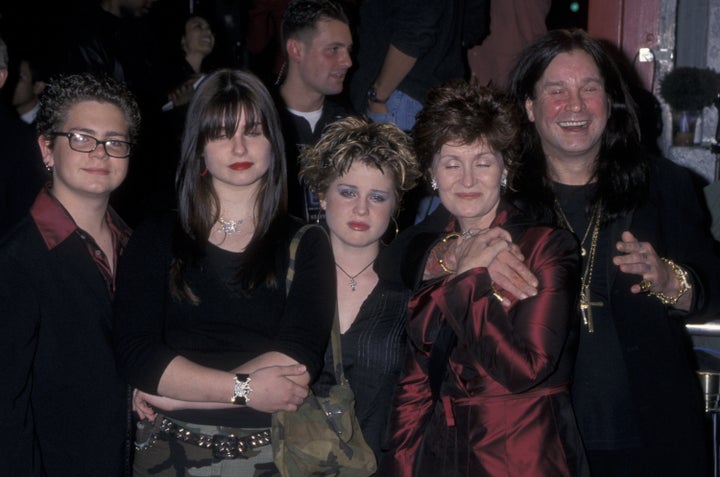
[197,89,267,144]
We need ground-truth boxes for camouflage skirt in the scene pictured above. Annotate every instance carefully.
[133,415,280,477]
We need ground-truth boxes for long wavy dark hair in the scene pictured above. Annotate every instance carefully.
[507,29,649,224]
[172,69,288,302]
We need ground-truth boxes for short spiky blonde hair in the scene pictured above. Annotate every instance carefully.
[299,116,421,210]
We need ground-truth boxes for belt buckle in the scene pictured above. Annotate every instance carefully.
[134,419,159,451]
[213,434,240,460]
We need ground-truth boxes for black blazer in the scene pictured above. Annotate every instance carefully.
[0,216,129,476]
[596,158,720,475]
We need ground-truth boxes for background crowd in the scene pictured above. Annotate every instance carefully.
[0,0,550,230]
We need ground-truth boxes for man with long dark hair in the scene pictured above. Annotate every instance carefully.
[507,29,720,477]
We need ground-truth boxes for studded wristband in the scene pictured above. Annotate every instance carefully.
[230,374,252,405]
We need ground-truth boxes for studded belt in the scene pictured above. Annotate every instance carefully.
[150,416,271,460]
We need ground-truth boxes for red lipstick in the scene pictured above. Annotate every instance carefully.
[230,162,252,170]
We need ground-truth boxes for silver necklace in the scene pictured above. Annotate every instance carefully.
[217,217,244,234]
[335,259,375,292]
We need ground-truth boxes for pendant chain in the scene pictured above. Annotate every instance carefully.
[555,201,603,333]
[554,200,593,257]
[335,259,375,292]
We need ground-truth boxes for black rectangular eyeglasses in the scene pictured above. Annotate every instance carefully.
[50,131,133,158]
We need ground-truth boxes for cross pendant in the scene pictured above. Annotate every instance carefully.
[579,286,603,333]
[579,301,594,333]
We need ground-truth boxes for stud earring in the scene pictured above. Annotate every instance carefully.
[431,178,438,191]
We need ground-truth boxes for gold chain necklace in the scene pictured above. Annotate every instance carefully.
[555,201,603,333]
[335,259,375,292]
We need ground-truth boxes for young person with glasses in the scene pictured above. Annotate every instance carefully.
[0,72,140,476]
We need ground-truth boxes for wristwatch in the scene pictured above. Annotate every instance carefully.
[230,374,253,405]
[367,86,388,104]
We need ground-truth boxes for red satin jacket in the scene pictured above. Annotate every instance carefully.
[382,209,589,477]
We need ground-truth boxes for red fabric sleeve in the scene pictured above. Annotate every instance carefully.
[433,226,579,393]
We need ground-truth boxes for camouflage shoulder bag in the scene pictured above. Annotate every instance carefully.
[271,224,377,477]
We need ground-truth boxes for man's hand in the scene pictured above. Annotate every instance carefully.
[454,227,538,304]
[613,230,691,310]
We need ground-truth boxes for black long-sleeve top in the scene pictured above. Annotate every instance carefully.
[113,213,336,427]
[314,278,411,463]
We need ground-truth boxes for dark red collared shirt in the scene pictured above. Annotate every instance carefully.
[30,187,131,296]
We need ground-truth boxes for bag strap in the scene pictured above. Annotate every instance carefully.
[285,224,347,385]
[285,224,318,293]
[327,308,346,384]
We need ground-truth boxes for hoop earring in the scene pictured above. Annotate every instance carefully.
[430,178,438,191]
[381,216,399,246]
[200,167,208,177]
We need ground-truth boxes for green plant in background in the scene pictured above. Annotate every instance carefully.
[660,66,720,111]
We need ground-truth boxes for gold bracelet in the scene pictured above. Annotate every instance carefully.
[438,256,456,274]
[649,258,692,305]
[438,232,462,274]
[442,232,462,243]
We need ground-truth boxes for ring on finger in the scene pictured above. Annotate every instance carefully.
[639,279,653,293]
